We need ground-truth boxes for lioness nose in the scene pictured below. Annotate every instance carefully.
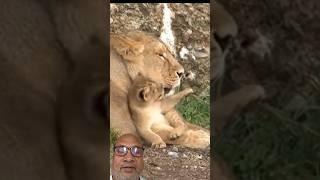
[176,69,184,78]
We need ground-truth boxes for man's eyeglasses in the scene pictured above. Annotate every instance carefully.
[113,145,144,157]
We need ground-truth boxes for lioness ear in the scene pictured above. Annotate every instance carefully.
[111,34,144,62]
[138,87,151,102]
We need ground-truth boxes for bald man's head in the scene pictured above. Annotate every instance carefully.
[114,134,143,148]
[112,134,145,180]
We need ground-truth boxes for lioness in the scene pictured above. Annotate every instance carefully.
[110,31,210,149]
[212,0,266,136]
[212,1,266,180]
[128,74,193,148]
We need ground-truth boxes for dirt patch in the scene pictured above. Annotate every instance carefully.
[142,145,210,180]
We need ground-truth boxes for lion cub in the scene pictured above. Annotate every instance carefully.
[128,74,193,148]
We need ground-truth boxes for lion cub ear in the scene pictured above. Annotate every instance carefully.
[138,86,151,102]
[111,34,144,61]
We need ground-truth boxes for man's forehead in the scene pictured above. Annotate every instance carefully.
[115,134,143,147]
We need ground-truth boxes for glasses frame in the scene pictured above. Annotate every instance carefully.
[113,145,145,157]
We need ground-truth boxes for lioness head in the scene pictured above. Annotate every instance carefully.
[111,31,184,95]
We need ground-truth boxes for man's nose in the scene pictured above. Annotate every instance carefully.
[124,152,134,162]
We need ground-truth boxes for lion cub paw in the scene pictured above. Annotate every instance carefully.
[151,140,166,149]
[169,131,181,140]
[184,88,194,94]
[169,128,184,140]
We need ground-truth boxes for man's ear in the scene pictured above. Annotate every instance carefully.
[111,33,144,62]
[138,87,151,102]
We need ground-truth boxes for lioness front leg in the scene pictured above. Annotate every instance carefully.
[135,122,166,148]
[164,109,187,140]
[161,88,193,113]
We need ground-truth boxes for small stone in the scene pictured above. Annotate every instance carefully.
[179,47,189,60]
[156,167,161,170]
[196,154,203,159]
[186,29,192,35]
[194,51,209,58]
[172,146,179,152]
[191,54,196,61]
[168,151,179,158]
[110,18,113,24]
[182,154,188,158]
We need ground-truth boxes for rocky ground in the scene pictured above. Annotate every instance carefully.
[142,145,210,180]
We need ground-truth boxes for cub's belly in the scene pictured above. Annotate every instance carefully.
[149,112,172,132]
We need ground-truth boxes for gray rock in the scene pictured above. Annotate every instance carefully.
[168,151,179,158]
[194,50,209,58]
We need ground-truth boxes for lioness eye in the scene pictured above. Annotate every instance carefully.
[158,53,165,60]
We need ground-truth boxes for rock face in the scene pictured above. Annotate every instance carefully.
[110,3,210,96]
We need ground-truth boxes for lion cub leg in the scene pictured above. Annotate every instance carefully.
[161,88,193,140]
[161,88,194,113]
[135,120,166,148]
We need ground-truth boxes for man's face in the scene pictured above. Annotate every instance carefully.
[112,134,144,180]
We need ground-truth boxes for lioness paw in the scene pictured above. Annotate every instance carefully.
[243,85,266,100]
[186,130,210,149]
[169,127,185,140]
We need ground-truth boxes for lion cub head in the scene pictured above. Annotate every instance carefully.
[129,74,164,107]
[111,31,184,96]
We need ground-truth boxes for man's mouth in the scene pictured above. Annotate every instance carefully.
[121,166,136,173]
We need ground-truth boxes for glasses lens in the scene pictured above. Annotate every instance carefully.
[131,146,144,157]
[114,146,128,156]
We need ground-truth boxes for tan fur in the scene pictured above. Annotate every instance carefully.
[128,75,192,148]
[110,31,210,149]
[212,0,238,38]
